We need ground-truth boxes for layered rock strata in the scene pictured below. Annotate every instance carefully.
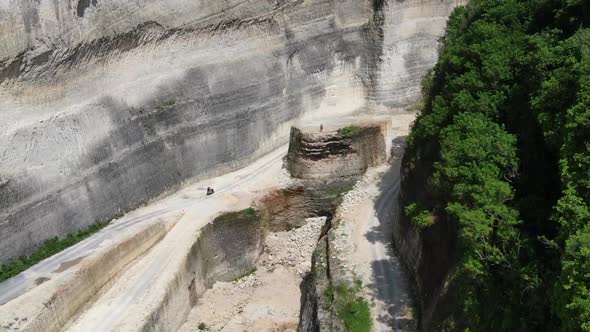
[0,0,463,263]
[285,121,391,179]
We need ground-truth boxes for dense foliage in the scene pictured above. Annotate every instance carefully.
[325,281,372,332]
[403,0,589,330]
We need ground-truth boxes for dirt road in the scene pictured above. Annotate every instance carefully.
[339,114,415,332]
[64,146,289,331]
[0,203,177,306]
[369,163,414,331]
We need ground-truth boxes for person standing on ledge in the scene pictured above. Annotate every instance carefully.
[320,124,323,132]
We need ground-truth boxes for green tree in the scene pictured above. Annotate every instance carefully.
[400,0,590,329]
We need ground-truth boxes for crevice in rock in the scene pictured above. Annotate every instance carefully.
[323,231,335,331]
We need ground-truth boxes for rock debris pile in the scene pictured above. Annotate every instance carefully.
[179,217,326,331]
[260,217,327,275]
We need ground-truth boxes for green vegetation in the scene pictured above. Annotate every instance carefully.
[402,0,589,330]
[156,98,176,110]
[325,182,355,198]
[243,207,257,216]
[404,203,435,229]
[230,267,257,282]
[198,322,207,331]
[325,281,372,332]
[215,208,260,224]
[0,221,109,282]
[337,125,362,139]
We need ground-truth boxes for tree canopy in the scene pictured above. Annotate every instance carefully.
[402,0,590,330]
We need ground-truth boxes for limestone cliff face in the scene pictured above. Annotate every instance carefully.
[395,141,460,330]
[392,198,458,331]
[0,0,462,263]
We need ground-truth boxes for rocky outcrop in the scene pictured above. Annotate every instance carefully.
[291,122,377,331]
[0,0,463,263]
[286,122,390,179]
[260,181,355,231]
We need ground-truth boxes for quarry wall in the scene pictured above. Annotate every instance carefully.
[0,0,462,263]
[140,211,264,332]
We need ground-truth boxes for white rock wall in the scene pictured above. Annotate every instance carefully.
[373,0,466,107]
[0,0,463,263]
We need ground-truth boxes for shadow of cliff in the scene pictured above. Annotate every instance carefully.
[364,135,417,331]
[369,259,415,330]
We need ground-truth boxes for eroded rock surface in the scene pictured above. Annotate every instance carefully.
[286,121,391,179]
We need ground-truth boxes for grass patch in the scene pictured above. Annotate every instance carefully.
[156,98,176,110]
[0,221,109,282]
[325,281,372,332]
[230,267,257,282]
[337,125,363,139]
[404,203,435,229]
[215,208,260,224]
[214,206,268,240]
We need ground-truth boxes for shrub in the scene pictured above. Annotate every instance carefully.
[0,221,109,282]
[337,126,362,139]
[156,98,176,110]
[404,203,435,229]
[244,207,257,216]
[326,281,372,332]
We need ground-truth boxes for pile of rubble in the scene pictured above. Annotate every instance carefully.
[260,217,326,275]
[179,216,327,332]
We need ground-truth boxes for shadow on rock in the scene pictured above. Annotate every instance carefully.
[365,135,417,331]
